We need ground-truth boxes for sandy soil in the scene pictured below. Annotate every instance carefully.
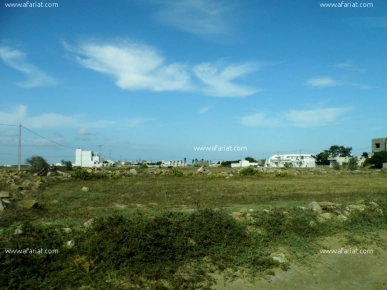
[213,232,387,290]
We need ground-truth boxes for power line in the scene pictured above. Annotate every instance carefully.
[21,125,76,149]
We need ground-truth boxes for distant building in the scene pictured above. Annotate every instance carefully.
[372,138,387,153]
[74,149,102,167]
[264,154,315,168]
[231,160,259,168]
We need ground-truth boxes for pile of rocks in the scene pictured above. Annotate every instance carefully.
[0,170,71,212]
[307,200,383,224]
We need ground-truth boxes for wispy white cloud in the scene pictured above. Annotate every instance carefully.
[64,41,192,92]
[239,113,281,127]
[65,41,261,98]
[125,118,154,127]
[306,77,343,87]
[193,62,261,97]
[285,107,352,127]
[0,46,57,88]
[153,0,231,36]
[240,107,352,127]
[199,106,211,114]
[333,61,365,73]
[0,105,117,129]
[78,128,97,136]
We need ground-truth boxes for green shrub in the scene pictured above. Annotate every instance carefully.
[25,156,49,172]
[275,171,290,177]
[169,168,183,176]
[70,168,95,180]
[239,167,258,176]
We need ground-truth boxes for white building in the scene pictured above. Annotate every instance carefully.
[231,160,259,168]
[74,149,102,167]
[264,154,315,168]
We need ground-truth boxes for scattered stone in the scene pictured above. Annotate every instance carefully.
[148,202,158,206]
[239,208,248,214]
[309,221,316,227]
[368,201,379,208]
[0,191,10,198]
[65,240,75,248]
[270,252,286,264]
[337,214,348,222]
[128,169,138,176]
[62,228,72,234]
[15,199,38,209]
[319,212,336,220]
[318,201,340,210]
[248,209,254,212]
[14,228,23,235]
[263,209,270,213]
[1,199,10,203]
[83,218,94,229]
[346,204,367,212]
[81,187,90,192]
[48,199,59,205]
[308,201,322,213]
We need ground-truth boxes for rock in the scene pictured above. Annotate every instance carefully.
[308,201,322,213]
[270,252,286,264]
[148,202,158,206]
[368,201,379,208]
[15,199,38,209]
[128,169,138,176]
[248,209,254,212]
[0,191,10,198]
[49,199,59,205]
[309,221,316,227]
[1,199,10,203]
[318,201,340,210]
[83,218,94,229]
[82,187,90,192]
[62,228,72,234]
[263,209,270,213]
[239,208,248,214]
[346,204,366,212]
[14,228,23,235]
[319,212,336,220]
[65,240,75,248]
[338,214,348,222]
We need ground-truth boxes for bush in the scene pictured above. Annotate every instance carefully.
[70,168,95,180]
[61,160,73,171]
[369,151,387,169]
[239,167,258,176]
[25,156,49,172]
[169,168,183,176]
[275,171,290,177]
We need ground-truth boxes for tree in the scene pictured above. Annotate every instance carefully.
[26,156,49,171]
[61,160,73,171]
[245,156,256,162]
[315,145,353,165]
[369,151,387,169]
[361,152,369,159]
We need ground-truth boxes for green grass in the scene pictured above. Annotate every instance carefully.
[1,168,387,289]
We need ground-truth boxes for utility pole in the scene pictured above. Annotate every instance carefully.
[97,145,103,157]
[18,124,21,171]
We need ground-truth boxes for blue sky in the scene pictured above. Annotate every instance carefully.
[0,0,386,165]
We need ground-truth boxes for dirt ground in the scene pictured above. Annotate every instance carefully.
[213,232,387,290]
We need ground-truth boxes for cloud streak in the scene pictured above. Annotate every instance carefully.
[306,77,343,87]
[240,107,352,127]
[153,0,231,36]
[65,41,261,98]
[0,46,57,88]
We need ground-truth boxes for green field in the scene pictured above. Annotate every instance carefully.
[1,167,387,289]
